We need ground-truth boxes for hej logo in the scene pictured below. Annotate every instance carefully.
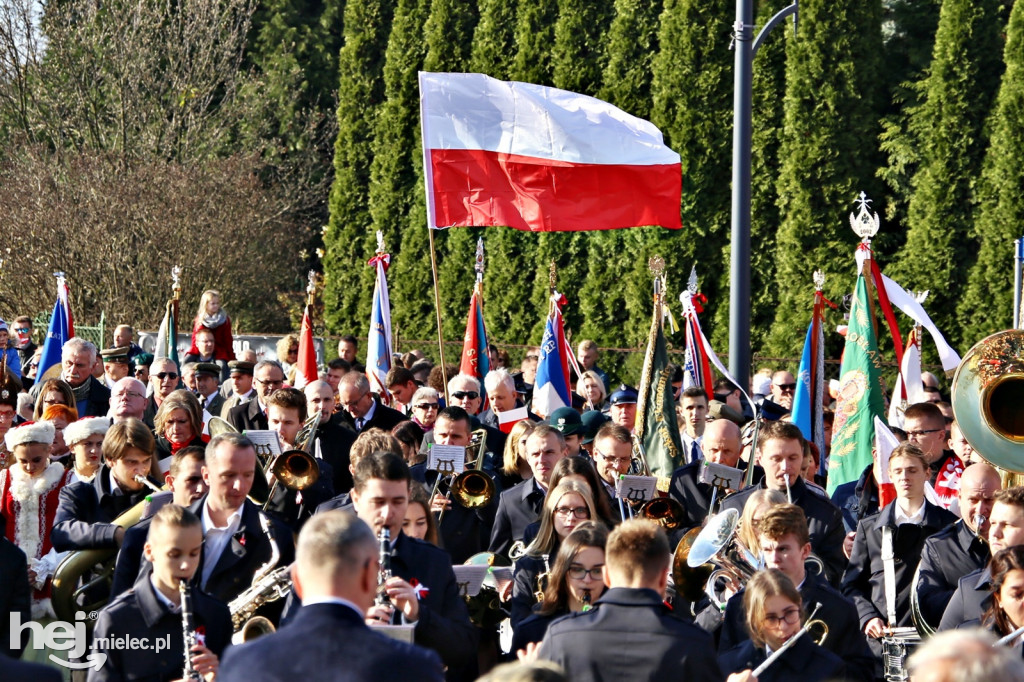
[10,610,107,671]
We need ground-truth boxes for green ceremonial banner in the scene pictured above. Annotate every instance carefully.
[636,306,684,482]
[827,273,887,496]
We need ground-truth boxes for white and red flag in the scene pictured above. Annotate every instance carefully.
[419,72,682,232]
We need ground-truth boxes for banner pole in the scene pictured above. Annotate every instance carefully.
[428,227,450,404]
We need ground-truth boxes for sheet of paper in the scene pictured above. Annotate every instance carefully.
[452,564,490,597]
[427,445,466,475]
[615,475,657,503]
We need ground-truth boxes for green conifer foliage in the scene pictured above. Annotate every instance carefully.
[512,0,558,87]
[471,0,520,77]
[960,0,1024,343]
[599,0,663,121]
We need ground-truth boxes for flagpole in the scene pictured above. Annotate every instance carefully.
[419,72,449,403]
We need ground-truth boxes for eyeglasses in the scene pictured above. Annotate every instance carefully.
[905,428,943,439]
[255,377,285,388]
[567,565,604,580]
[554,506,590,519]
[114,392,145,401]
[155,372,179,380]
[341,392,369,408]
[415,403,439,411]
[774,383,797,392]
[594,448,631,466]
[764,607,801,627]
[452,391,479,400]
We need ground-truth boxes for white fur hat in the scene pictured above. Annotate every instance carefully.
[64,417,112,447]
[5,421,56,450]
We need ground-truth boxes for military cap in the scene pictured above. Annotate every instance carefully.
[548,406,582,436]
[228,360,255,376]
[609,384,638,406]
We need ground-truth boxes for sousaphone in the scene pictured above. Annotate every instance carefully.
[951,330,1024,480]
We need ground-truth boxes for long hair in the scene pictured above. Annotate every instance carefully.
[502,419,535,476]
[743,569,803,648]
[33,379,76,420]
[576,370,607,409]
[738,489,787,556]
[194,289,222,325]
[406,485,440,547]
[984,546,1024,637]
[547,456,617,528]
[154,389,202,443]
[527,480,598,558]
[537,522,609,616]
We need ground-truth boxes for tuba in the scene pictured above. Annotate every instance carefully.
[685,508,762,610]
[951,330,1024,482]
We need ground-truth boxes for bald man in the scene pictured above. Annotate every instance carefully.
[914,462,1001,629]
[668,419,757,532]
[110,377,149,424]
[304,380,357,494]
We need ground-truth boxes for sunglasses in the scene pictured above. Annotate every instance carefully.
[156,372,179,380]
[774,383,797,392]
[14,327,30,333]
[415,403,440,411]
[452,391,479,400]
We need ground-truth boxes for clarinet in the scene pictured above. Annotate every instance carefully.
[179,580,202,682]
[376,528,392,607]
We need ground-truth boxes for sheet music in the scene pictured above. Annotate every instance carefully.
[699,462,744,491]
[427,445,466,475]
[452,564,489,597]
[615,475,657,503]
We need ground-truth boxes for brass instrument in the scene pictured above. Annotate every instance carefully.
[751,603,826,677]
[135,474,163,493]
[996,623,1024,645]
[508,541,528,563]
[909,564,937,638]
[179,580,202,682]
[533,553,551,603]
[686,509,762,610]
[672,526,713,603]
[637,497,686,530]
[376,528,392,607]
[229,512,290,640]
[430,429,495,523]
[951,330,1024,478]
[463,552,511,629]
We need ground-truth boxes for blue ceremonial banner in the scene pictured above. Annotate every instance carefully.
[366,246,393,401]
[532,304,570,417]
[37,279,72,378]
[792,323,814,443]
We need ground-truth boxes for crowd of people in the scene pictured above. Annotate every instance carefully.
[1,302,1023,682]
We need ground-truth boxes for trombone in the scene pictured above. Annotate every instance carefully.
[429,429,496,523]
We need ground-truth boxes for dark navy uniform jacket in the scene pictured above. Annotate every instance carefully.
[668,462,764,533]
[0,654,63,682]
[537,587,725,682]
[410,462,498,564]
[488,478,545,556]
[90,574,232,682]
[916,519,988,627]
[220,602,444,682]
[0,538,31,658]
[718,633,846,682]
[940,566,992,631]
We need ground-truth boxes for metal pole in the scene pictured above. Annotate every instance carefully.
[729,0,754,390]
[1015,238,1023,330]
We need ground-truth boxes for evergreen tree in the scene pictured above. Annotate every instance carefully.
[322,0,396,333]
[551,0,614,96]
[512,0,558,86]
[599,0,663,120]
[889,0,1004,351]
[650,0,734,347]
[765,0,884,358]
[471,0,519,77]
[960,0,1024,342]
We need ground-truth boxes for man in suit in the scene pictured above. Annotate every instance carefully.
[590,422,631,521]
[842,443,956,674]
[194,362,225,418]
[534,519,724,682]
[353,452,478,680]
[0,537,31,658]
[721,420,846,584]
[143,357,181,426]
[669,419,751,531]
[90,505,232,682]
[915,462,999,629]
[939,486,1024,630]
[220,509,444,682]
[477,368,537,432]
[716,504,875,682]
[29,337,111,417]
[305,380,357,494]
[488,425,567,556]
[227,360,284,432]
[336,372,407,433]
[678,386,709,465]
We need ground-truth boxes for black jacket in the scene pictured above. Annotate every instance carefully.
[831,464,880,533]
[336,398,408,433]
[510,610,563,654]
[510,554,549,628]
[916,519,989,627]
[718,634,846,682]
[722,476,847,585]
[227,397,268,433]
[89,574,232,682]
[410,464,497,564]
[488,478,545,557]
[52,464,161,551]
[718,574,875,682]
[668,461,764,533]
[939,567,991,631]
[74,376,112,418]
[0,539,31,658]
[0,654,62,682]
[315,416,357,494]
[220,601,443,682]
[537,587,724,682]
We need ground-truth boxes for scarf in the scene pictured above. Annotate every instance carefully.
[201,310,227,329]
[70,377,92,404]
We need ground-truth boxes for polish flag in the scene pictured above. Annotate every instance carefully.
[419,72,682,232]
[497,406,530,434]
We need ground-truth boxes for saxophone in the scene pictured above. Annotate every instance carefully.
[375,528,392,607]
[228,512,292,638]
[179,580,202,682]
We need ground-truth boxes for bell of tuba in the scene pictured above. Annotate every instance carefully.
[686,508,762,609]
[951,329,1024,481]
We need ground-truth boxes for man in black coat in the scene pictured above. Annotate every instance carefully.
[28,338,111,417]
[915,462,999,628]
[220,510,444,682]
[841,444,956,673]
[0,537,31,659]
[939,487,1024,630]
[226,360,286,432]
[536,519,724,682]
[90,505,232,682]
[488,425,567,556]
[721,421,847,584]
[336,372,408,434]
[716,504,875,682]
[304,380,358,493]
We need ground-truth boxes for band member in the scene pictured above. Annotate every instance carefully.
[940,487,1024,630]
[219,511,444,682]
[352,451,477,680]
[974,546,1024,648]
[511,522,608,652]
[0,534,32,658]
[52,418,163,554]
[89,504,231,682]
[533,519,724,682]
[902,402,964,509]
[718,570,845,682]
[906,629,1024,681]
[841,443,955,672]
[0,421,74,619]
[915,462,1000,628]
[716,504,874,682]
[489,425,568,556]
[722,421,846,584]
